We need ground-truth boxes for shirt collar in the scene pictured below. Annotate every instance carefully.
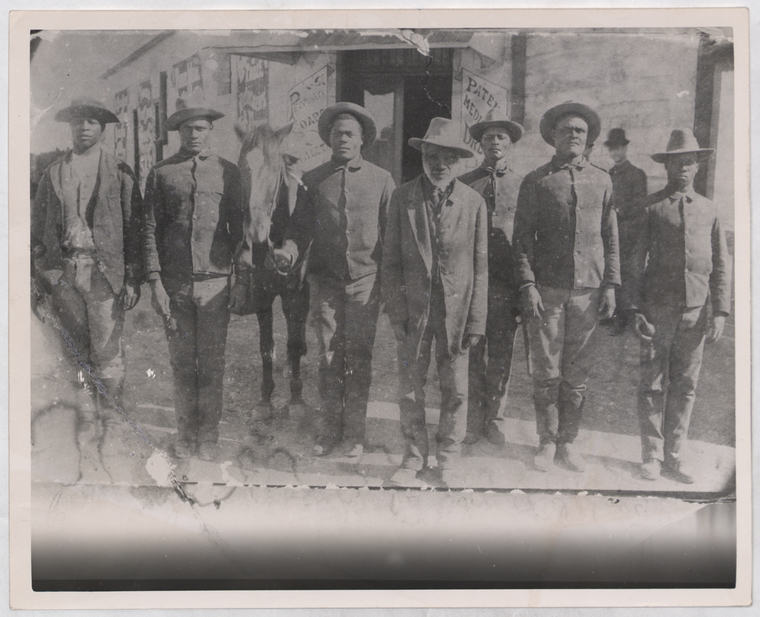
[178,147,213,161]
[610,159,631,173]
[421,174,455,199]
[332,154,364,172]
[668,188,696,204]
[551,154,588,171]
[481,157,510,175]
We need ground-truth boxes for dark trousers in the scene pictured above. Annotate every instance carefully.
[163,275,231,445]
[397,286,469,471]
[528,286,601,445]
[309,273,380,444]
[467,279,520,435]
[638,302,708,462]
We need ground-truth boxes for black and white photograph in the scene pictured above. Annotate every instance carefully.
[10,8,751,609]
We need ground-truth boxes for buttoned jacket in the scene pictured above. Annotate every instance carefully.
[625,188,731,314]
[382,176,488,357]
[281,156,395,282]
[459,163,522,288]
[31,148,143,294]
[142,149,244,281]
[513,155,620,290]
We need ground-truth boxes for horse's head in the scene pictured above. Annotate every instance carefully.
[235,122,295,257]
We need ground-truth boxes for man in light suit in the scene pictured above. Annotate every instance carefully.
[382,118,488,487]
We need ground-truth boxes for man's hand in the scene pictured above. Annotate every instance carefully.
[272,248,293,273]
[706,314,726,343]
[150,279,171,318]
[598,286,616,320]
[520,285,544,321]
[462,334,482,350]
[228,280,248,313]
[633,312,656,342]
[391,321,408,341]
[120,278,141,310]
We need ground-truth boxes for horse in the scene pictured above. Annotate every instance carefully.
[234,122,311,415]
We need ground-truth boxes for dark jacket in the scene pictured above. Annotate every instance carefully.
[31,149,143,294]
[513,155,620,290]
[142,149,243,281]
[609,159,648,223]
[459,163,522,288]
[382,176,488,357]
[625,188,731,315]
[281,156,395,282]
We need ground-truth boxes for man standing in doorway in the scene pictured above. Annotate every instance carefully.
[382,117,488,487]
[31,98,143,439]
[143,100,246,461]
[273,102,395,458]
[458,109,525,446]
[626,129,731,484]
[604,128,648,335]
[513,101,620,473]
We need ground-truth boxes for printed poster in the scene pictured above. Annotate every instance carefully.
[136,80,155,191]
[288,66,331,168]
[460,68,509,156]
[231,54,268,130]
[113,88,130,162]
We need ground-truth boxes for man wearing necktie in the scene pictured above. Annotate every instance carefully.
[625,129,731,483]
[143,101,246,461]
[459,109,525,446]
[273,103,395,458]
[382,118,488,488]
[513,102,620,473]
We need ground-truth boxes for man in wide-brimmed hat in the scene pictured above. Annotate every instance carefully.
[382,117,488,488]
[273,102,395,458]
[513,101,620,474]
[31,98,144,455]
[458,108,525,447]
[143,99,246,462]
[604,128,648,335]
[624,129,731,484]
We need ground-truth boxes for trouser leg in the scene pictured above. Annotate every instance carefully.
[466,337,487,435]
[194,277,231,444]
[557,288,601,444]
[435,332,469,470]
[342,274,380,444]
[663,305,707,461]
[398,322,433,471]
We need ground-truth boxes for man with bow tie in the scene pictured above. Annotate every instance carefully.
[625,129,731,484]
[458,109,525,446]
[382,118,488,488]
[143,101,246,461]
[513,102,620,473]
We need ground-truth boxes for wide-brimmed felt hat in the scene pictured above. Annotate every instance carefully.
[408,117,474,159]
[54,99,120,125]
[539,101,601,147]
[469,108,524,144]
[604,128,630,148]
[166,98,224,131]
[651,129,714,163]
[317,102,377,148]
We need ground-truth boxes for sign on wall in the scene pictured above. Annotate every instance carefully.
[288,66,331,168]
[170,54,204,111]
[231,55,268,130]
[136,80,156,191]
[460,69,509,156]
[113,88,130,162]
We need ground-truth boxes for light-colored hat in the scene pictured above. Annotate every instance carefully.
[317,102,377,148]
[408,117,474,159]
[469,109,524,144]
[166,98,224,131]
[539,101,601,147]
[55,99,120,125]
[651,129,714,163]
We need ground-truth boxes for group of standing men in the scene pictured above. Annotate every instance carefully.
[31,92,731,487]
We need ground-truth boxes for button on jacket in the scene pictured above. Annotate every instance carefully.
[626,188,731,314]
[609,159,648,222]
[459,162,522,286]
[143,149,243,280]
[281,156,395,282]
[513,155,620,289]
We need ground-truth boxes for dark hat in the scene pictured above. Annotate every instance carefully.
[651,129,714,163]
[604,128,630,147]
[166,98,224,131]
[539,101,601,147]
[408,117,474,159]
[469,108,524,144]
[317,102,377,148]
[54,99,120,125]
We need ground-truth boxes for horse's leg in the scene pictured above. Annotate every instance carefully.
[284,281,309,406]
[257,308,276,404]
